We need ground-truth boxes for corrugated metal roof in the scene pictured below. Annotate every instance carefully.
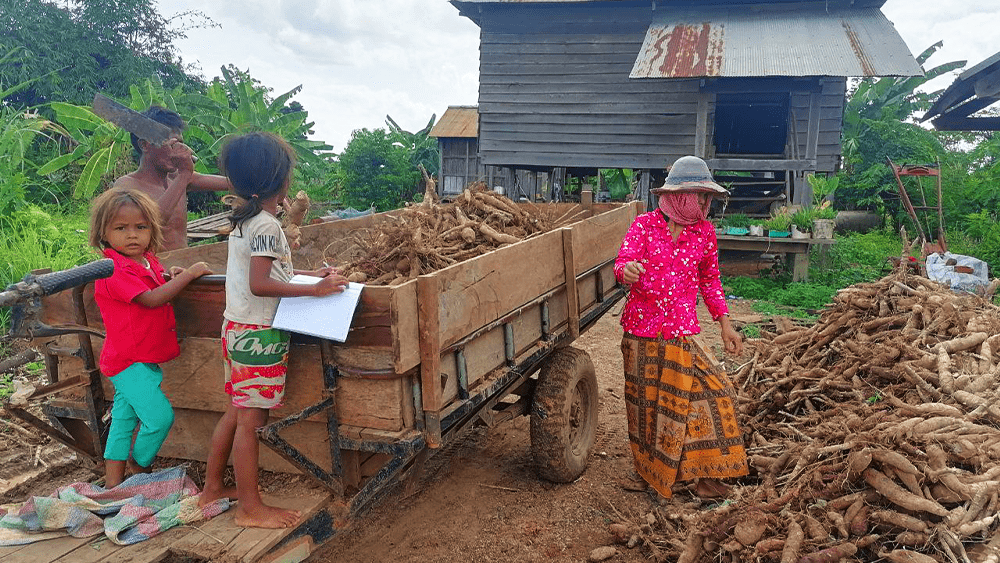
[630,6,921,78]
[921,51,1000,130]
[429,106,479,138]
[452,0,886,5]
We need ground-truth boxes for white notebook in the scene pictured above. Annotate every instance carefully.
[271,275,364,342]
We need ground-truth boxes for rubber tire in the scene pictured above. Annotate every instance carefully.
[530,346,598,483]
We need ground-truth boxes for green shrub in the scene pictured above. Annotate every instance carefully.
[951,213,1000,275]
[809,230,901,289]
[727,279,834,311]
[0,207,93,331]
[790,209,814,231]
[724,213,752,228]
[723,276,777,301]
[763,214,791,232]
[771,283,837,310]
[0,372,13,401]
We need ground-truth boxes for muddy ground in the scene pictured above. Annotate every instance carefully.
[0,255,767,562]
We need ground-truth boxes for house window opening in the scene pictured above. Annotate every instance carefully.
[713,93,790,156]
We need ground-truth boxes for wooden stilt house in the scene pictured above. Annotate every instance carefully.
[449,0,922,214]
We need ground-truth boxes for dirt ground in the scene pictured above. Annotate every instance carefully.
[315,297,759,563]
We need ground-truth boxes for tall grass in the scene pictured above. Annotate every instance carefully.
[723,230,903,315]
[0,208,94,331]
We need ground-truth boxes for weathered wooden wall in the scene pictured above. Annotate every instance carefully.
[790,78,847,173]
[439,138,484,195]
[472,2,844,177]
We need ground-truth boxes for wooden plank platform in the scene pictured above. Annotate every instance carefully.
[0,493,329,563]
[716,235,835,282]
[186,211,231,241]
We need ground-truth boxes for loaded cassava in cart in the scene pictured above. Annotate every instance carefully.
[2,197,639,562]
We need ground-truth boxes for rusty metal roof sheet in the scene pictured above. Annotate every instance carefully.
[429,106,479,138]
[631,6,921,79]
[921,51,1000,130]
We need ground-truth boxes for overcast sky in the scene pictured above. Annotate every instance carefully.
[159,0,999,153]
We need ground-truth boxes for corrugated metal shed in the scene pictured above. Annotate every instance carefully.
[429,106,479,139]
[631,6,922,78]
[454,0,885,5]
[921,51,1000,130]
[451,0,891,24]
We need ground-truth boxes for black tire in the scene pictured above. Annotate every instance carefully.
[530,346,598,483]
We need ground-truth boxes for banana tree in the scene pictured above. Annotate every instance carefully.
[0,73,73,211]
[842,41,965,165]
[180,66,331,173]
[386,114,439,176]
[36,78,191,199]
[600,169,635,200]
[37,72,332,199]
[37,92,145,199]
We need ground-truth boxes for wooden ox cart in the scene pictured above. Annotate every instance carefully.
[0,199,638,563]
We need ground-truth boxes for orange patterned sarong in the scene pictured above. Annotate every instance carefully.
[621,333,748,498]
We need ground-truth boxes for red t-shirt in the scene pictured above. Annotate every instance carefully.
[94,248,180,376]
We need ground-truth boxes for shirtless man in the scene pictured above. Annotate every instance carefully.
[112,106,231,251]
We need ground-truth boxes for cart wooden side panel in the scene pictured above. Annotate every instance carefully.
[30,202,636,476]
[428,203,635,411]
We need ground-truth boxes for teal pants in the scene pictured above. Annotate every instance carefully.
[104,362,174,467]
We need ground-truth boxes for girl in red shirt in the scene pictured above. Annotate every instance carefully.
[89,188,211,488]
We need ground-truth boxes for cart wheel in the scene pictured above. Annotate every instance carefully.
[530,346,598,483]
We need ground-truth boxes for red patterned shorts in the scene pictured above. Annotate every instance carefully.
[221,320,290,409]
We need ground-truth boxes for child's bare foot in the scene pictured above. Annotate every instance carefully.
[127,459,151,477]
[104,460,126,489]
[198,485,239,507]
[233,504,301,529]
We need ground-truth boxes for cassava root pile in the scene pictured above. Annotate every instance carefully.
[327,183,589,285]
[627,269,1000,563]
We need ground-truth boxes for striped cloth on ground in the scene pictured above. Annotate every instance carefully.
[0,466,229,546]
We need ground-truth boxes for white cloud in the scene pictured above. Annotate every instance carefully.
[160,0,997,151]
[161,0,480,151]
[882,0,1000,93]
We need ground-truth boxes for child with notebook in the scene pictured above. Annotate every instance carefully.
[197,132,347,528]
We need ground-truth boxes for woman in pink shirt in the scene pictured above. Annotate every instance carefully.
[614,156,748,500]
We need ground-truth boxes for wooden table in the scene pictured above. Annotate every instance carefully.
[716,235,835,282]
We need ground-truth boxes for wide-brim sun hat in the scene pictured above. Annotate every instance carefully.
[651,155,729,195]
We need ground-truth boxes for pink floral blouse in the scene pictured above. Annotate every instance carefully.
[614,211,729,338]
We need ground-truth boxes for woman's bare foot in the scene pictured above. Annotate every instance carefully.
[233,504,301,529]
[620,471,648,492]
[198,485,239,507]
[693,478,730,499]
